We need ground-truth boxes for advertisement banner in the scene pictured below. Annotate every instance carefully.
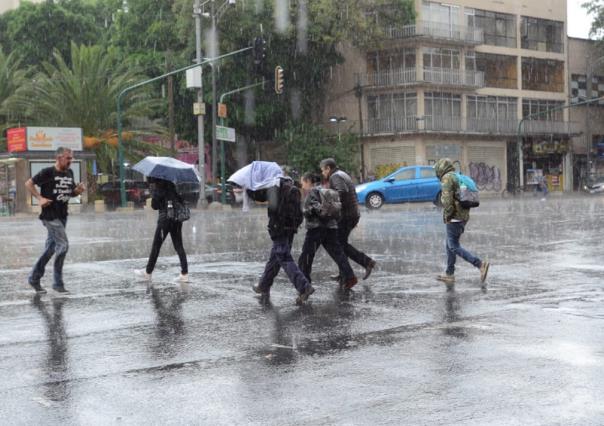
[26,127,83,151]
[7,128,27,153]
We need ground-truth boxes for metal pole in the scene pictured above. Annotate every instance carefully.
[211,0,218,185]
[116,47,252,206]
[117,93,126,207]
[218,81,265,204]
[194,0,206,204]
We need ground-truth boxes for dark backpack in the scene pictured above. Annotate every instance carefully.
[276,179,303,231]
[166,199,191,222]
[454,172,480,209]
[318,188,342,221]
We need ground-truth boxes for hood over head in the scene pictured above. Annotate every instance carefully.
[434,158,455,180]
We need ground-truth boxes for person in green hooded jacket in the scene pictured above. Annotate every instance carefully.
[434,158,489,287]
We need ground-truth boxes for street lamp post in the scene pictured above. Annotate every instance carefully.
[329,116,347,141]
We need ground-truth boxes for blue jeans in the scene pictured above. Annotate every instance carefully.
[445,222,481,276]
[258,234,310,293]
[29,219,69,288]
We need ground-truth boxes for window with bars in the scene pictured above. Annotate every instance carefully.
[423,47,460,69]
[367,49,416,73]
[522,99,564,121]
[468,8,516,48]
[521,57,564,92]
[520,16,564,53]
[476,53,518,89]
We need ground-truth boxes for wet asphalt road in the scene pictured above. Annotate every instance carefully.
[1,196,604,425]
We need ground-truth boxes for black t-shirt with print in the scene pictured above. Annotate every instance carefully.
[32,167,77,221]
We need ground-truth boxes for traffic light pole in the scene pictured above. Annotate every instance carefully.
[218,80,265,204]
[117,46,252,207]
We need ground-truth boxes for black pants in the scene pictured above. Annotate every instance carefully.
[146,219,188,275]
[298,227,355,283]
[338,217,373,269]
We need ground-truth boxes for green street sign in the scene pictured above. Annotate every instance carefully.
[216,125,236,142]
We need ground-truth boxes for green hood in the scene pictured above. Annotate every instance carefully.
[434,158,455,180]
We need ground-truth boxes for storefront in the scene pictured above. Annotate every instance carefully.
[522,137,570,192]
[0,127,94,214]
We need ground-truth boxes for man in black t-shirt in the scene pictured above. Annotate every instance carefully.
[25,147,85,294]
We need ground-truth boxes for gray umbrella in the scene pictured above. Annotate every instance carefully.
[132,157,201,184]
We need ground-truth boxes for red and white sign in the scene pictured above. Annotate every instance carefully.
[7,128,27,153]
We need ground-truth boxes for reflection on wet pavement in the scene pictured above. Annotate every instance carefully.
[1,196,604,424]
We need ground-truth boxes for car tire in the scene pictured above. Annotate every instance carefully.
[366,192,384,209]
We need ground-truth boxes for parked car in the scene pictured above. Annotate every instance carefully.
[355,165,441,209]
[583,176,604,194]
[209,183,243,205]
[176,182,201,205]
[100,180,150,209]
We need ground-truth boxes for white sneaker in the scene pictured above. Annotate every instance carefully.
[178,273,189,283]
[134,269,152,281]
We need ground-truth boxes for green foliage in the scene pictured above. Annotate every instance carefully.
[0,48,29,129]
[584,1,604,41]
[280,123,360,178]
[0,0,107,68]
[5,42,158,135]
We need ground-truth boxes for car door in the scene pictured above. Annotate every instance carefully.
[383,167,417,202]
[416,167,440,201]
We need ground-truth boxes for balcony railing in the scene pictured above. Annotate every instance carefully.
[364,116,581,137]
[466,118,518,134]
[357,67,484,89]
[385,21,484,45]
[356,68,417,87]
[522,120,581,135]
[423,67,484,88]
[364,116,418,135]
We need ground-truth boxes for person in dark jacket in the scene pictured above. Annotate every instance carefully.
[297,173,358,289]
[319,158,376,282]
[252,177,315,305]
[135,177,188,283]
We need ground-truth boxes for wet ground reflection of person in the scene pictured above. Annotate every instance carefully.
[442,289,467,340]
[32,295,70,404]
[149,288,187,359]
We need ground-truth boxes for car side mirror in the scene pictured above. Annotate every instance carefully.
[385,178,395,183]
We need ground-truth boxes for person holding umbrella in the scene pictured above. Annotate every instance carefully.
[133,157,199,284]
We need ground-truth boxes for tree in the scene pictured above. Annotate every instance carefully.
[5,42,168,175]
[0,0,107,68]
[0,48,29,132]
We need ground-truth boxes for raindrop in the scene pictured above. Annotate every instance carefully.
[274,0,290,34]
[296,0,308,54]
[290,88,301,121]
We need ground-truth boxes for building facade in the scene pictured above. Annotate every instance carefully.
[567,37,604,187]
[326,0,576,193]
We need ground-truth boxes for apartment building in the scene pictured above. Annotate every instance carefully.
[326,0,575,192]
[567,37,604,187]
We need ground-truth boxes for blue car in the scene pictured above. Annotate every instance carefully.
[356,165,441,209]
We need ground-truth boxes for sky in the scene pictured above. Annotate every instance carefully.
[568,0,595,39]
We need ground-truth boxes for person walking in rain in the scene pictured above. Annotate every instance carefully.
[319,158,376,287]
[252,176,315,305]
[298,173,358,289]
[434,158,489,287]
[25,147,86,294]
[135,177,188,283]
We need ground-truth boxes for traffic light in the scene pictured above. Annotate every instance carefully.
[274,66,284,94]
[253,37,267,73]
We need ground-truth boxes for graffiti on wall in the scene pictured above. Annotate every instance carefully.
[469,162,502,191]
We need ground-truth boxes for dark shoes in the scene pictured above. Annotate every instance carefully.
[28,281,47,294]
[53,286,70,295]
[363,260,376,280]
[252,284,269,295]
[296,285,315,306]
[340,276,358,290]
